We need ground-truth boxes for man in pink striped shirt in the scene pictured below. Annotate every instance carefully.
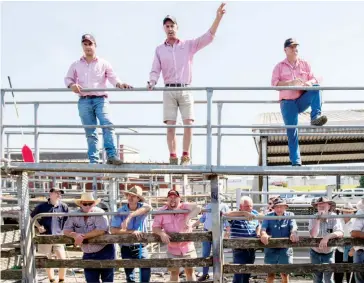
[147,3,226,165]
[271,38,328,166]
[64,34,132,165]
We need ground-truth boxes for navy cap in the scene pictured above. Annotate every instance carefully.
[167,189,180,197]
[49,188,64,195]
[284,38,299,48]
[163,15,177,25]
[81,34,96,44]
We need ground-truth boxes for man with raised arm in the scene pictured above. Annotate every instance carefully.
[64,34,132,165]
[271,38,328,166]
[152,190,201,282]
[147,3,226,165]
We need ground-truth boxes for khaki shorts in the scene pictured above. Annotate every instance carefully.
[167,249,197,272]
[37,244,65,259]
[163,90,194,123]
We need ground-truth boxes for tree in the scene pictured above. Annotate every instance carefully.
[360,176,364,188]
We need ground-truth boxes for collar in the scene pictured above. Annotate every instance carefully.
[47,199,60,207]
[283,57,300,68]
[80,56,98,62]
[164,38,181,46]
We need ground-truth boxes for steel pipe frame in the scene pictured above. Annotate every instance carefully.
[224,213,364,220]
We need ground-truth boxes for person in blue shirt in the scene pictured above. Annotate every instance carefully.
[31,188,69,283]
[192,202,230,281]
[224,196,260,283]
[111,186,152,283]
[260,197,299,283]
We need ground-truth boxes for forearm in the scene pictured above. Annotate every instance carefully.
[152,227,165,235]
[277,80,295,86]
[111,227,132,235]
[63,230,76,238]
[352,231,364,238]
[309,221,320,238]
[325,231,343,240]
[209,16,222,35]
[83,230,106,239]
[131,204,151,218]
[260,230,268,237]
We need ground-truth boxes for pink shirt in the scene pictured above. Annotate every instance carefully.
[64,56,121,97]
[149,30,214,85]
[152,203,195,255]
[271,58,317,100]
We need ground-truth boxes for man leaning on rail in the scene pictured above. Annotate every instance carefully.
[63,193,116,283]
[260,197,299,283]
[110,186,152,283]
[309,197,343,283]
[152,189,201,282]
[147,3,226,165]
[271,38,328,166]
[31,188,69,283]
[223,196,261,283]
[64,34,132,165]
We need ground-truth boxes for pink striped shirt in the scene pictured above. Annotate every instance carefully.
[152,203,195,256]
[271,58,317,100]
[64,56,121,97]
[149,30,214,85]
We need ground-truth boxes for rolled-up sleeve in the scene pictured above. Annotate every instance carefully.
[152,215,163,229]
[271,64,281,86]
[149,48,161,84]
[63,217,75,232]
[95,215,109,231]
[64,62,76,87]
[351,218,364,232]
[189,30,214,54]
[105,61,121,87]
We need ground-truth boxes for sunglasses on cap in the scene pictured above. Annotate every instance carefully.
[81,202,94,207]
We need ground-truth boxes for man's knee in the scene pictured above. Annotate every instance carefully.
[183,119,193,125]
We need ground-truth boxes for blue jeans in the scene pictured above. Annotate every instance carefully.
[201,241,212,275]
[310,249,334,283]
[120,245,151,282]
[233,249,255,283]
[82,244,116,283]
[354,249,364,282]
[78,97,117,163]
[280,89,322,165]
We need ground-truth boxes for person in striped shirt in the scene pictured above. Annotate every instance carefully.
[224,196,260,283]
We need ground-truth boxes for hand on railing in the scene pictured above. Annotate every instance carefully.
[158,231,171,244]
[147,81,156,91]
[70,84,83,94]
[260,234,271,245]
[132,231,144,241]
[36,226,46,234]
[116,82,133,89]
[290,231,299,243]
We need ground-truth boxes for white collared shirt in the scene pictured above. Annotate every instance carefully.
[337,218,354,252]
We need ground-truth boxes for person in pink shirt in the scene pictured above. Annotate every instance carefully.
[64,34,132,165]
[147,3,227,165]
[271,38,328,166]
[152,190,202,282]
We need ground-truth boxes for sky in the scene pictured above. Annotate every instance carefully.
[1,1,364,166]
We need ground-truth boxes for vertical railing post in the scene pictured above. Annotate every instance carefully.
[261,137,268,204]
[109,178,117,212]
[116,134,120,158]
[210,174,223,283]
[206,89,213,167]
[6,133,11,160]
[92,177,98,198]
[18,171,37,282]
[34,103,40,162]
[216,103,223,166]
[0,89,5,161]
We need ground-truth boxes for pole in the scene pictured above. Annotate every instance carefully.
[0,90,5,160]
[217,103,223,166]
[206,89,213,167]
[34,103,40,162]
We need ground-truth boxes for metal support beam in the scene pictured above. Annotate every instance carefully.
[210,174,222,283]
[0,90,5,160]
[108,178,117,212]
[18,171,37,282]
[34,103,40,163]
[336,175,341,191]
[261,138,268,204]
[216,103,223,166]
[206,89,213,167]
[92,177,98,198]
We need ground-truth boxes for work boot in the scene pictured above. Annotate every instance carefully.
[198,274,210,281]
[106,156,123,165]
[311,115,328,126]
[169,156,178,165]
[180,155,191,166]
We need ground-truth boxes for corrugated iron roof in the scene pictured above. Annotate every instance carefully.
[253,110,364,165]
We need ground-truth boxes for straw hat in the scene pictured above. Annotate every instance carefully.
[311,197,336,211]
[124,186,145,202]
[337,202,357,212]
[74,192,101,207]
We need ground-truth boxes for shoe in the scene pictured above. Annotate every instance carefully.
[106,156,123,165]
[311,115,328,126]
[169,156,178,165]
[198,274,210,281]
[292,164,302,167]
[180,155,191,166]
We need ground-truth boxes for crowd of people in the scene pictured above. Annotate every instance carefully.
[31,186,364,283]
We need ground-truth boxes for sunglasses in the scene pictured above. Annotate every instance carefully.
[81,203,94,207]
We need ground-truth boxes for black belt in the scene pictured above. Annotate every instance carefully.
[79,95,107,99]
[165,84,189,87]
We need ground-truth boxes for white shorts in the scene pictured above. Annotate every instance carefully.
[37,244,65,259]
[163,90,195,123]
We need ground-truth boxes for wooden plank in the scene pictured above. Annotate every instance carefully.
[223,263,364,274]
[0,224,19,232]
[34,232,212,244]
[35,257,212,268]
[0,269,22,280]
[224,237,364,249]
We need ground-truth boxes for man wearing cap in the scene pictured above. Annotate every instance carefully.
[260,197,299,283]
[152,190,202,281]
[63,192,115,283]
[271,38,328,166]
[65,34,132,165]
[147,3,226,165]
[335,203,356,283]
[309,197,343,283]
[111,186,152,282]
[350,200,364,282]
[31,188,68,283]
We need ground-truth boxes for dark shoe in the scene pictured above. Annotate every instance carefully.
[292,164,302,167]
[169,156,179,165]
[198,274,210,281]
[180,155,191,166]
[106,156,123,165]
[311,115,328,126]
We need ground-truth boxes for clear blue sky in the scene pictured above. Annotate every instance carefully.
[1,1,363,165]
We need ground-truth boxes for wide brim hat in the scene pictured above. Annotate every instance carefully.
[312,197,336,209]
[75,192,101,207]
[337,202,357,212]
[124,186,145,202]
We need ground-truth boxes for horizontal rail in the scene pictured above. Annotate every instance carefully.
[3,162,364,175]
[0,224,19,232]
[223,263,364,274]
[34,232,211,244]
[35,257,212,268]
[224,214,364,220]
[223,237,364,249]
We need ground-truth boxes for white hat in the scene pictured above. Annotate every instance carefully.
[74,192,101,207]
[337,202,357,212]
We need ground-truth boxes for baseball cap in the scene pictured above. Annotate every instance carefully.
[163,15,177,25]
[81,34,96,44]
[284,38,299,48]
[167,189,180,197]
[49,188,64,195]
